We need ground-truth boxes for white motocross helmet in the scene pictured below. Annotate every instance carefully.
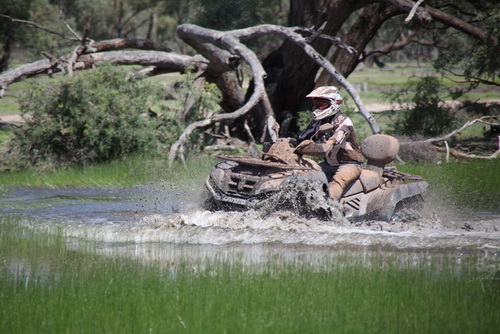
[306,86,343,121]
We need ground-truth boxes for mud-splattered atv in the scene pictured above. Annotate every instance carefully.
[204,134,428,221]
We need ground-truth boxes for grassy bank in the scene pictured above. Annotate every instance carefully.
[0,154,218,188]
[397,159,500,211]
[1,216,498,334]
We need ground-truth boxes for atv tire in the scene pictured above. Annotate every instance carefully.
[390,195,425,222]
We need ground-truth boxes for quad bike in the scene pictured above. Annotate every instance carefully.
[204,132,428,221]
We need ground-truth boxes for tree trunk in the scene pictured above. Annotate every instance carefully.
[262,0,371,134]
[317,2,402,86]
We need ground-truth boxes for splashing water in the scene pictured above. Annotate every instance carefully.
[1,185,499,252]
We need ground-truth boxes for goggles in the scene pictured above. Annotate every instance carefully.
[313,98,331,110]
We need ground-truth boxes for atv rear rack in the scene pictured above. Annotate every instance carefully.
[383,167,423,181]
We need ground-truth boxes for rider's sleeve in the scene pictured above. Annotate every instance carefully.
[324,118,354,165]
[331,118,354,146]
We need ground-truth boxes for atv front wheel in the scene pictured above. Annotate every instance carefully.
[390,195,425,222]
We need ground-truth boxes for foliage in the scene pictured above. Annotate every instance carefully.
[384,76,456,137]
[178,69,222,122]
[59,0,165,40]
[431,2,499,87]
[191,0,287,30]
[296,110,312,134]
[11,66,164,166]
[154,70,223,154]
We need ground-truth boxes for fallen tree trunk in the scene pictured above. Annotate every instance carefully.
[0,50,207,97]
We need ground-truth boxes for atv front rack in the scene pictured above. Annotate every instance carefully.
[217,155,314,170]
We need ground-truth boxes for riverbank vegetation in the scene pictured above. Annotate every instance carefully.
[1,217,498,334]
[1,0,498,170]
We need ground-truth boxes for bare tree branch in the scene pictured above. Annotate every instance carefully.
[167,23,381,166]
[66,27,89,77]
[383,0,495,44]
[418,116,499,144]
[363,31,447,60]
[426,144,500,160]
[414,116,500,159]
[87,38,172,53]
[59,9,81,40]
[0,14,78,41]
[425,5,493,44]
[384,0,432,22]
[168,24,279,166]
[439,67,499,87]
[404,0,425,24]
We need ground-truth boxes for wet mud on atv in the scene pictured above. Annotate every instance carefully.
[204,134,428,222]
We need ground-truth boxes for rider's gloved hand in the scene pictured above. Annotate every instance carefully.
[294,139,313,154]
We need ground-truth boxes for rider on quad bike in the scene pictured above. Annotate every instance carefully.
[295,86,364,200]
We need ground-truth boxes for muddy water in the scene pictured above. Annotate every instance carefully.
[1,184,499,264]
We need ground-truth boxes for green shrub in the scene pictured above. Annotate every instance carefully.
[385,76,456,137]
[12,66,164,166]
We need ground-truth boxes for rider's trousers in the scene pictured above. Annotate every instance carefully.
[328,163,362,200]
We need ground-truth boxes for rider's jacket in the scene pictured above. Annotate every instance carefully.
[297,112,363,166]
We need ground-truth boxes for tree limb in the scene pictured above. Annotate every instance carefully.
[77,51,207,70]
[87,38,172,53]
[414,116,500,159]
[404,0,425,24]
[384,0,432,23]
[167,23,381,165]
[66,26,90,77]
[363,31,447,60]
[168,24,279,166]
[0,14,78,41]
[425,143,500,160]
[424,5,493,44]
[59,9,81,40]
[219,24,380,133]
[418,116,498,144]
[0,49,203,97]
[383,0,495,44]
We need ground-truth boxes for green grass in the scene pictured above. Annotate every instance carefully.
[348,62,499,105]
[1,216,498,334]
[0,154,218,188]
[397,159,500,211]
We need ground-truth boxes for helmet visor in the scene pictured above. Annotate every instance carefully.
[313,98,331,110]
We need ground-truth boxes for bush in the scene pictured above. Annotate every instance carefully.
[385,76,456,137]
[12,66,164,166]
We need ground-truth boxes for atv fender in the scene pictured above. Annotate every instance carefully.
[279,170,329,189]
[365,181,428,220]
